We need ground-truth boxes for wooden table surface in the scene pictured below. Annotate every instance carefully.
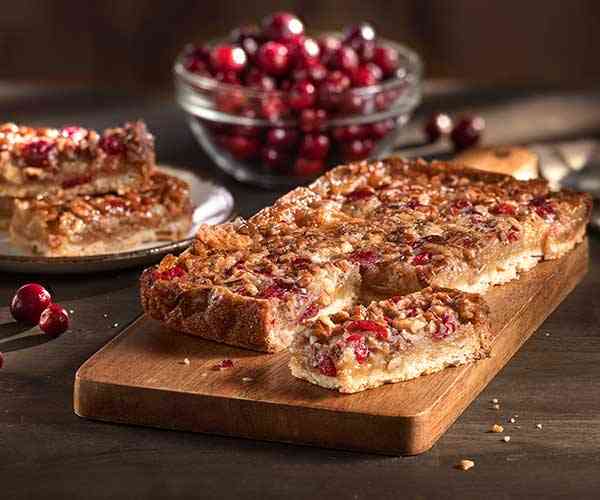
[1,83,600,499]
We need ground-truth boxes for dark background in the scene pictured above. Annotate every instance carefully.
[1,0,600,91]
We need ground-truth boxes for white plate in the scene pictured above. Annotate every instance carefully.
[0,165,235,274]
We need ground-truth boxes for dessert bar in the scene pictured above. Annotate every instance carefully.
[140,158,591,353]
[10,171,192,257]
[289,287,491,393]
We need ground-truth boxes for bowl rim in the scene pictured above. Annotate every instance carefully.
[173,34,423,100]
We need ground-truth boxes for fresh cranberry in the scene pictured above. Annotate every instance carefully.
[184,56,208,74]
[343,23,376,61]
[244,68,276,91]
[293,37,320,68]
[317,353,337,377]
[373,45,400,76]
[99,134,126,155]
[333,124,368,142]
[266,127,299,149]
[154,265,186,281]
[279,78,293,91]
[262,12,304,41]
[341,139,374,161]
[230,26,261,60]
[299,133,330,160]
[451,116,485,151]
[346,187,375,201]
[329,46,359,72]
[10,283,52,324]
[257,41,290,76]
[222,135,260,160]
[318,71,351,110]
[299,108,328,132]
[210,44,247,73]
[261,146,289,169]
[214,71,241,85]
[300,303,320,322]
[39,303,69,337]
[346,333,369,363]
[341,93,367,114]
[289,80,316,110]
[213,359,234,370]
[22,140,55,167]
[352,63,382,87]
[369,119,395,139]
[293,158,324,176]
[346,320,388,340]
[424,113,453,143]
[232,109,261,137]
[292,63,327,83]
[412,252,432,266]
[491,203,516,216]
[349,249,380,266]
[318,35,342,65]
[260,95,285,121]
[184,44,210,62]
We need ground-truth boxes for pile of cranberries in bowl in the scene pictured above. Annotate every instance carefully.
[174,12,422,187]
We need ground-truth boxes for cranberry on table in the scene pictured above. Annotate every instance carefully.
[451,115,485,151]
[294,158,325,176]
[261,12,304,41]
[210,44,247,73]
[424,112,453,143]
[257,41,290,76]
[299,133,330,160]
[288,80,316,110]
[10,283,52,324]
[22,140,55,167]
[39,303,70,337]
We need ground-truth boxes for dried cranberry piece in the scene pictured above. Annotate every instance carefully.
[62,174,92,189]
[491,202,516,216]
[346,187,374,201]
[291,257,311,270]
[259,280,296,299]
[347,319,388,340]
[349,249,380,267]
[154,265,186,281]
[300,303,320,322]
[99,134,126,155]
[412,252,432,266]
[345,333,369,363]
[507,226,520,242]
[530,197,556,220]
[212,359,234,370]
[61,126,87,140]
[22,140,55,167]
[432,312,458,340]
[316,353,337,377]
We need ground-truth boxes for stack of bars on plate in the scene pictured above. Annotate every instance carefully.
[141,157,591,393]
[0,121,193,256]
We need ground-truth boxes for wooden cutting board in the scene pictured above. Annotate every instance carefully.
[74,241,588,455]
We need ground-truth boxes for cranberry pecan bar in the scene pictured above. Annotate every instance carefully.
[9,171,192,256]
[0,121,154,203]
[289,287,491,393]
[140,158,590,353]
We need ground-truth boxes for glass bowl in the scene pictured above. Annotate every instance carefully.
[174,37,422,188]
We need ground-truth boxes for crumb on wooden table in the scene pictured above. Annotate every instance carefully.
[503,436,511,443]
[536,423,543,430]
[490,424,504,433]
[456,459,475,471]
